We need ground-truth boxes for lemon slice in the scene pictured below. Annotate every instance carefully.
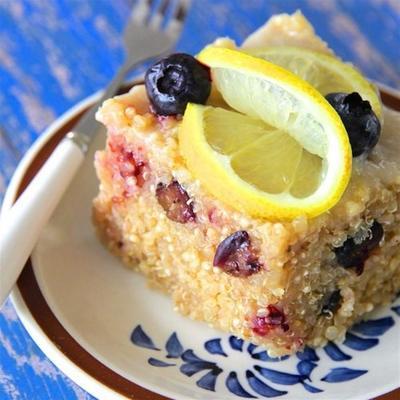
[179,47,352,220]
[245,46,382,120]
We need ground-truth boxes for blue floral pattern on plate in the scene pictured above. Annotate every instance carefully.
[131,307,399,398]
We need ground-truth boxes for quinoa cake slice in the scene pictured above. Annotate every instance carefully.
[93,13,400,356]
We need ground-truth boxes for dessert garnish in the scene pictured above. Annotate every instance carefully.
[325,92,381,157]
[145,53,211,115]
[179,47,352,219]
[245,46,382,119]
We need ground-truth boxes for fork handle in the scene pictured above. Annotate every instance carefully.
[0,137,84,306]
[0,55,163,307]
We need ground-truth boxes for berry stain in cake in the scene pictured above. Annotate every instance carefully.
[207,208,220,224]
[251,305,289,336]
[107,134,147,198]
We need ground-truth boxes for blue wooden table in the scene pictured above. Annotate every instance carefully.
[0,1,399,399]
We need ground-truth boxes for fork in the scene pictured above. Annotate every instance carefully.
[0,0,191,307]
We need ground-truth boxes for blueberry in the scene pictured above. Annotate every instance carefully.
[334,220,384,275]
[321,290,342,316]
[145,53,211,115]
[325,92,381,157]
[156,180,196,223]
[213,231,262,277]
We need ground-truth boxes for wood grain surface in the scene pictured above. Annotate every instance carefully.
[0,1,399,399]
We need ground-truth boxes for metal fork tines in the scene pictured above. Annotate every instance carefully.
[125,0,190,63]
[131,0,189,27]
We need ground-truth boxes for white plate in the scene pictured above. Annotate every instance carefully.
[2,85,400,400]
